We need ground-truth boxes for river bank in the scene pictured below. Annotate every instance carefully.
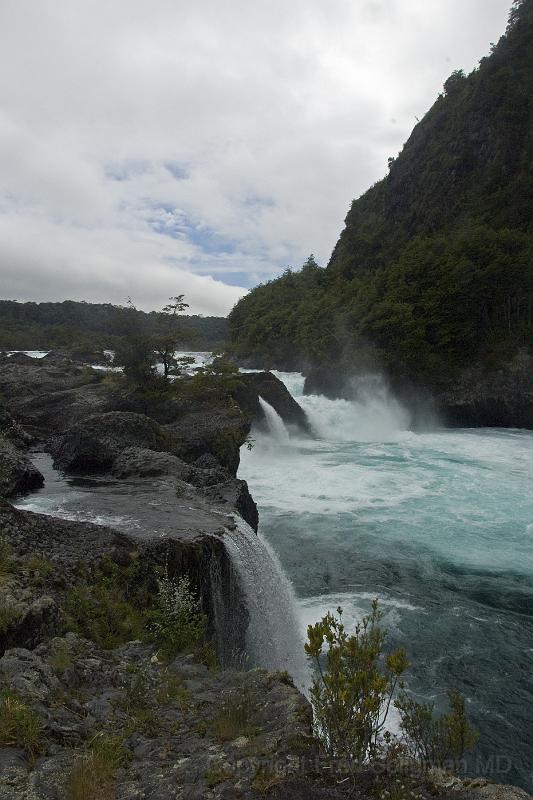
[0,350,530,799]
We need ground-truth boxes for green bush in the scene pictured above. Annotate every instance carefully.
[305,600,409,765]
[149,572,207,660]
[395,688,479,770]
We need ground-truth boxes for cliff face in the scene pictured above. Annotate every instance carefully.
[228,0,533,426]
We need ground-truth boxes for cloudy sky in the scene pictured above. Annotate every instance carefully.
[0,0,512,315]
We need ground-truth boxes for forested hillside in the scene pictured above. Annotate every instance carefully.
[228,0,533,388]
[0,300,228,351]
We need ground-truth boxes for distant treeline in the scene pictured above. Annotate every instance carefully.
[0,300,228,352]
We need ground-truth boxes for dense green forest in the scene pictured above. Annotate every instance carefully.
[0,300,228,352]
[229,0,533,388]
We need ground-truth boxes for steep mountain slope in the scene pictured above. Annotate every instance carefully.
[228,0,533,422]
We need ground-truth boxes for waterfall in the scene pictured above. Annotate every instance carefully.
[258,396,290,442]
[224,516,309,691]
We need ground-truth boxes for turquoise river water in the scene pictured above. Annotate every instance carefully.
[239,371,533,790]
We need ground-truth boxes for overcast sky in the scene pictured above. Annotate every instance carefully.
[0,0,512,315]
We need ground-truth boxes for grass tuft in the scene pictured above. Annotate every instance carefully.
[211,691,258,742]
[0,691,44,759]
[65,734,129,800]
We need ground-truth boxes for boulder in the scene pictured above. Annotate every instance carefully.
[0,440,44,497]
[111,446,192,479]
[50,411,173,472]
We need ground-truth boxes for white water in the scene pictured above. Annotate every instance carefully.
[224,516,309,690]
[258,396,290,443]
[273,370,412,442]
[239,370,533,789]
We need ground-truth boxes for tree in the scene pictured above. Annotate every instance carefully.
[305,601,409,765]
[113,300,157,384]
[153,295,190,379]
[113,295,190,386]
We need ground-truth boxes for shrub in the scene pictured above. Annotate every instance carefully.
[24,554,55,577]
[305,600,409,765]
[395,688,479,770]
[251,767,283,795]
[0,691,44,758]
[150,572,207,660]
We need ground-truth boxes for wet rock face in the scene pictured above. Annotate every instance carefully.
[303,367,351,401]
[233,372,311,434]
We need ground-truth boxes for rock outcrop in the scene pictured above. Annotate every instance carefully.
[50,411,174,472]
[233,372,311,434]
[0,500,247,665]
[0,440,44,498]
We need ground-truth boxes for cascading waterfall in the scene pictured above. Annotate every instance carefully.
[272,371,411,442]
[258,396,290,442]
[224,515,309,692]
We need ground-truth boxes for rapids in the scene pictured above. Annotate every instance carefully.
[240,372,533,790]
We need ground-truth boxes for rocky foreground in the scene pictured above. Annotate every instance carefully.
[0,352,530,800]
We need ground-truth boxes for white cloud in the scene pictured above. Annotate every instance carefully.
[0,0,512,314]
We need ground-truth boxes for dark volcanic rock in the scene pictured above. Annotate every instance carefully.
[0,407,33,449]
[166,407,250,474]
[0,354,108,436]
[0,499,132,576]
[203,477,259,532]
[303,366,351,400]
[438,351,533,428]
[111,446,192,479]
[50,411,173,472]
[233,371,311,433]
[0,439,44,497]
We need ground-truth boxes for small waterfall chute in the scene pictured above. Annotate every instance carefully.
[258,396,290,443]
[224,516,309,691]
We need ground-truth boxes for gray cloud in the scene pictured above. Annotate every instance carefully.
[0,0,511,314]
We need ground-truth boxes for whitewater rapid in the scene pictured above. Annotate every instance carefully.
[239,372,533,790]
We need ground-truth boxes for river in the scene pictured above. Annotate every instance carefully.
[239,370,533,790]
